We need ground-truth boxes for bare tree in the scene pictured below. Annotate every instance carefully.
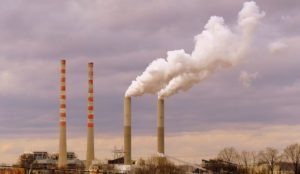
[284,143,300,174]
[241,151,251,167]
[238,151,259,174]
[240,151,252,172]
[259,147,280,174]
[250,151,258,174]
[217,147,239,163]
[135,156,184,174]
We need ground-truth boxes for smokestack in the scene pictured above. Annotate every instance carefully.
[86,63,95,169]
[58,60,67,168]
[124,97,131,165]
[157,98,164,154]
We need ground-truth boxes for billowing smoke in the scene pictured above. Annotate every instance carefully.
[125,1,265,98]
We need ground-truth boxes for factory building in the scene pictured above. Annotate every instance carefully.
[31,152,56,169]
[18,151,84,170]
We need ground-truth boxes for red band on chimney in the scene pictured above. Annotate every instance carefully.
[88,114,94,119]
[88,123,94,127]
[88,106,93,111]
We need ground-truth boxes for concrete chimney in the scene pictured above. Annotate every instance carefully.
[157,98,164,154]
[124,97,131,165]
[58,60,67,168]
[86,63,95,169]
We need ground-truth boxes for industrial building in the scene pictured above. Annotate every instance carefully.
[18,151,84,170]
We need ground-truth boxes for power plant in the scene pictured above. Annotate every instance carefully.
[0,3,266,173]
[56,60,168,169]
[50,2,264,170]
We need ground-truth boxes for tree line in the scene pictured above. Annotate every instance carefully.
[209,143,300,174]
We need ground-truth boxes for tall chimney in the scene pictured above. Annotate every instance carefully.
[157,98,164,154]
[58,60,67,168]
[86,63,95,169]
[124,97,131,165]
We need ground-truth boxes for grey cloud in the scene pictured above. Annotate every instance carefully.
[0,0,299,141]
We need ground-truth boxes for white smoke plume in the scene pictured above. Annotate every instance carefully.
[239,71,258,87]
[125,1,265,98]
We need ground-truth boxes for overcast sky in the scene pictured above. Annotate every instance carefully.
[0,0,299,164]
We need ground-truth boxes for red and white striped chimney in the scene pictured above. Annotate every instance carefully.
[58,60,67,168]
[86,62,95,169]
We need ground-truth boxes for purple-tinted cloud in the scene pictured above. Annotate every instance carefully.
[0,0,299,163]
